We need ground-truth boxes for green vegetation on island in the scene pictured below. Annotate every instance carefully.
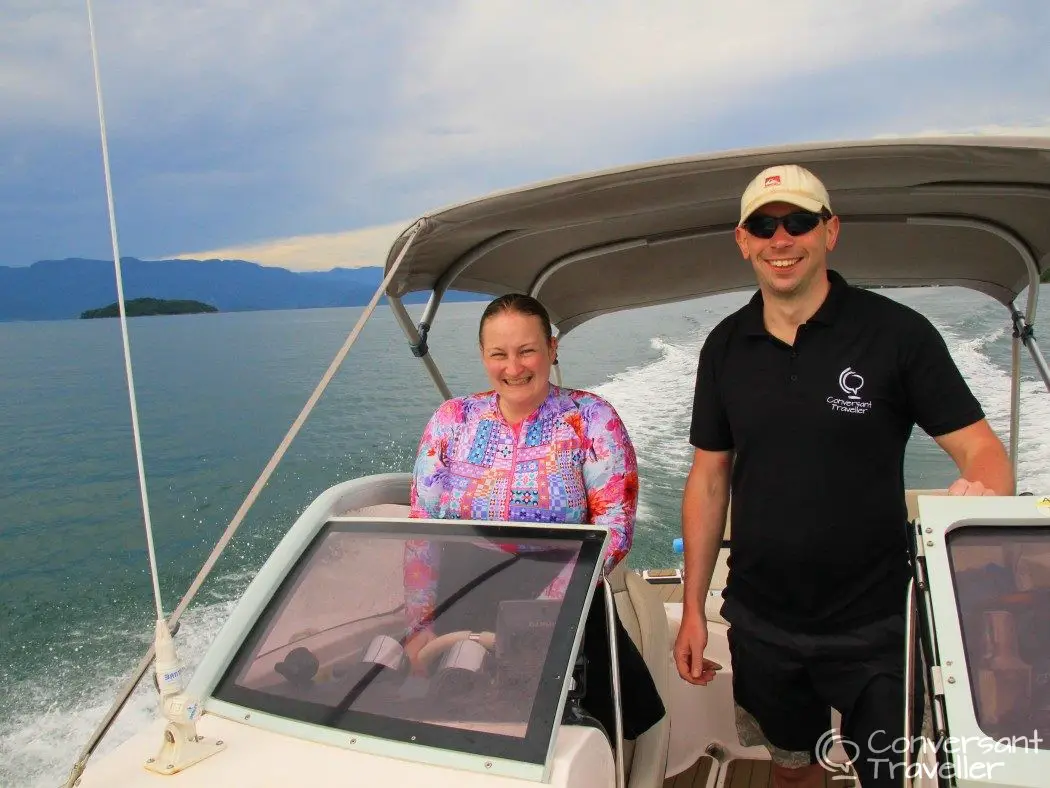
[80,298,218,319]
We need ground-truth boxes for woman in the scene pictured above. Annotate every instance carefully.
[404,292,664,740]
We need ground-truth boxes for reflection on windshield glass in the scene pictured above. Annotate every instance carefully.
[217,524,590,746]
[948,525,1050,740]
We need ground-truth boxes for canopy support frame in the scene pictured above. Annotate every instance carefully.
[395,209,1047,480]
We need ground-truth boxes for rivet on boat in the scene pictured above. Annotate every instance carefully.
[485,762,492,769]
[349,738,357,745]
[216,741,223,746]
[926,540,934,547]
[947,677,956,684]
[925,527,932,534]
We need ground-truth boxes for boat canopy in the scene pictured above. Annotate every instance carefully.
[382,136,1050,335]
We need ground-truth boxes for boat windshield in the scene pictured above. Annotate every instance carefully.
[212,517,606,765]
[947,524,1050,742]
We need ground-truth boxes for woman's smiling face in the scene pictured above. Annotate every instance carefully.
[480,310,557,423]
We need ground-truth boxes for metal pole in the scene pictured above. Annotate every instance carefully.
[388,296,453,401]
[903,578,917,787]
[1010,326,1021,481]
[1011,308,1050,393]
[602,571,626,788]
[417,289,445,336]
[1026,335,1050,393]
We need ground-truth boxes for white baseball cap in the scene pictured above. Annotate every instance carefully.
[739,164,832,225]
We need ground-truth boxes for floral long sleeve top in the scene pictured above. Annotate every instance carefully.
[405,385,638,633]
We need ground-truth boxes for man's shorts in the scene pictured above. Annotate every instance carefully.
[723,597,923,780]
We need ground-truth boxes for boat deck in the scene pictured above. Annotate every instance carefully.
[647,577,686,603]
[665,756,713,788]
[664,756,855,788]
[651,577,857,788]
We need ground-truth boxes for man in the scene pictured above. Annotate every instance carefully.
[672,164,1013,788]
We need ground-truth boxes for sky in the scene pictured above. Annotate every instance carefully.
[2,0,1049,271]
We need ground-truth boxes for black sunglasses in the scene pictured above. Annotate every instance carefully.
[741,210,830,239]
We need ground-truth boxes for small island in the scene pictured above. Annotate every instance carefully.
[80,298,218,319]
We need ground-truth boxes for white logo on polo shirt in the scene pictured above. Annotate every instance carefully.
[828,366,872,415]
[838,367,864,399]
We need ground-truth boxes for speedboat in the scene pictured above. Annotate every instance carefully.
[66,136,1050,788]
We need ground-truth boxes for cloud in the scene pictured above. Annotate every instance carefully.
[2,0,1048,268]
[2,1,399,132]
[873,122,1050,139]
[370,0,988,174]
[174,220,410,271]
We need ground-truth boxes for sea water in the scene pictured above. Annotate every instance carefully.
[1,286,1048,786]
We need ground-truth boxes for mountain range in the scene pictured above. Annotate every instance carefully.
[0,257,484,322]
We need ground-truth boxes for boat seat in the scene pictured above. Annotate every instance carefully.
[607,563,672,788]
[704,591,729,626]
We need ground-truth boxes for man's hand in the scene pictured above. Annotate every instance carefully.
[673,609,722,685]
[948,478,998,496]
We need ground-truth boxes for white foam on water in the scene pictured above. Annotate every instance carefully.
[595,336,702,476]
[931,321,1050,493]
[0,597,238,788]
[592,333,714,528]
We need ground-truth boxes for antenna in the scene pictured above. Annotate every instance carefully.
[87,0,162,630]
[65,3,226,783]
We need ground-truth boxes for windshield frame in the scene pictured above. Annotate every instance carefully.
[193,514,609,780]
[918,495,1050,788]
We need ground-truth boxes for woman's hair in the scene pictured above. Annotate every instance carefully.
[478,293,553,346]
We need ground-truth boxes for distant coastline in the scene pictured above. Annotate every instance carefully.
[0,257,486,323]
[1,255,1046,324]
[80,298,218,319]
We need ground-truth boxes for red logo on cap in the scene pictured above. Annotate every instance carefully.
[764,175,781,187]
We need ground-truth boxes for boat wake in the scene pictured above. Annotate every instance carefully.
[0,595,237,788]
[931,322,1050,493]
[593,336,706,528]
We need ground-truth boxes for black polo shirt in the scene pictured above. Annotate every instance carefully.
[689,270,984,633]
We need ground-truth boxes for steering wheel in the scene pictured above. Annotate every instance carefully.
[416,630,496,670]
